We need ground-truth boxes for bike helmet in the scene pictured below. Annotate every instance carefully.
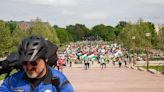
[18,35,48,63]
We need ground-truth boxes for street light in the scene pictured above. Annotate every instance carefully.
[132,36,136,55]
[131,36,136,66]
[146,33,151,37]
[132,36,136,40]
[45,38,48,40]
[145,32,151,71]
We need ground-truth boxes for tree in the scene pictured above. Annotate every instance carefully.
[145,22,158,48]
[30,18,60,44]
[6,20,17,34]
[12,25,28,50]
[118,20,158,51]
[75,24,90,40]
[115,21,128,36]
[106,26,116,41]
[91,24,116,41]
[157,26,164,49]
[66,25,77,41]
[66,24,90,41]
[0,20,13,57]
[55,27,70,43]
[91,24,107,40]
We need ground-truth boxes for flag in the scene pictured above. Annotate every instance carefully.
[88,54,96,61]
[82,54,87,60]
[77,53,82,56]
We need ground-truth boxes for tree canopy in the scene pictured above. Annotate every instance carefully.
[0,18,162,57]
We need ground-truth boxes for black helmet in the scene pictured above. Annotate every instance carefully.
[18,35,48,63]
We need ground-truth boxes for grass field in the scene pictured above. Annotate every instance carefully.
[143,66,164,73]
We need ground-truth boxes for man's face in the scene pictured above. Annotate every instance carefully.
[22,58,46,79]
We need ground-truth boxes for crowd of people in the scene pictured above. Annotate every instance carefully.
[57,41,137,70]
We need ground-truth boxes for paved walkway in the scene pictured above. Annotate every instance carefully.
[1,63,164,92]
[63,63,164,92]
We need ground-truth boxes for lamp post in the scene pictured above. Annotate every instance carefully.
[145,32,151,71]
[131,36,136,66]
[132,36,136,55]
[45,38,48,40]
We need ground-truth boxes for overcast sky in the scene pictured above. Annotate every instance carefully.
[0,0,164,28]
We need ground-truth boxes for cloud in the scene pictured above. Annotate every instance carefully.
[61,9,74,15]
[1,0,164,27]
[138,0,164,4]
[12,0,78,7]
[81,12,108,20]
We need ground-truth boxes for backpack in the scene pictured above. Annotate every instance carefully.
[45,40,58,67]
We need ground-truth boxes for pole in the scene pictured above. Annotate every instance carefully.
[145,33,150,71]
[146,46,149,71]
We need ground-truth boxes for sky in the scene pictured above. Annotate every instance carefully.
[0,0,164,28]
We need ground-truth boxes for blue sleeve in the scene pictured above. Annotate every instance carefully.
[50,67,75,92]
[60,80,74,92]
[0,77,11,92]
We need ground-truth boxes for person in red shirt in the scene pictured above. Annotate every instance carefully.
[58,56,65,72]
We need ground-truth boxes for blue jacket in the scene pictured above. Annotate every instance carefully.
[0,66,74,92]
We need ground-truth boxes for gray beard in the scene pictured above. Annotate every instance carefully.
[26,66,45,79]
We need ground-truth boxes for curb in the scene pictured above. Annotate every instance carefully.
[138,67,147,71]
[130,66,138,70]
[148,69,157,74]
[136,67,163,75]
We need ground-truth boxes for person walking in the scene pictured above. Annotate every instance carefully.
[100,54,106,69]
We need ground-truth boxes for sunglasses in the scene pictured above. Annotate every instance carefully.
[22,61,37,66]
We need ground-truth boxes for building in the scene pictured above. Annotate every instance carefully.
[18,20,49,31]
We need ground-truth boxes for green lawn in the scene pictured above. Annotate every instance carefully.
[143,66,164,73]
[150,57,164,61]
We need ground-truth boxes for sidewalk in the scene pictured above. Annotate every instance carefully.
[64,65,164,92]
[1,63,164,92]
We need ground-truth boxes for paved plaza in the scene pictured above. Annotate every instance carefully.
[0,63,164,92]
[63,63,164,92]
